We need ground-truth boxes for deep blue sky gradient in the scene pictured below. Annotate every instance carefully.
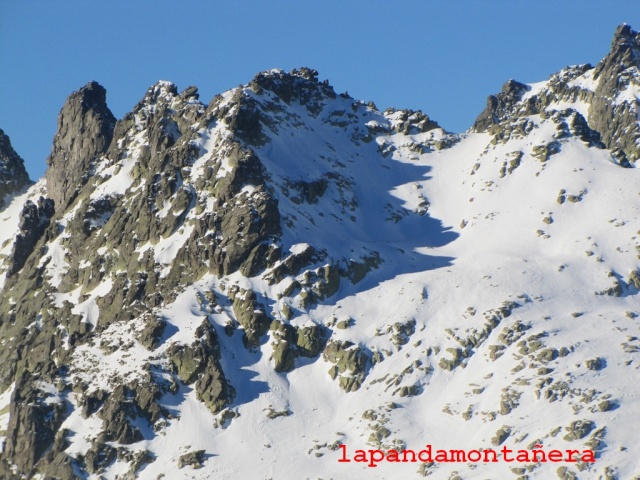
[1,1,638,179]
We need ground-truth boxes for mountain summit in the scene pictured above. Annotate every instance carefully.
[0,129,31,207]
[45,81,116,210]
[474,23,640,167]
[0,26,638,480]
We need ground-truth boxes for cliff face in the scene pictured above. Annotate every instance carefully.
[0,129,31,208]
[474,24,640,167]
[45,81,116,211]
[589,24,640,164]
[0,28,638,480]
[0,68,451,478]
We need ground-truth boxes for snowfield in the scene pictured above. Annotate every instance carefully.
[1,28,640,480]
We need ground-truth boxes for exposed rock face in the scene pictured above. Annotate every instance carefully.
[323,340,370,392]
[8,196,55,275]
[97,379,166,444]
[177,449,206,469]
[1,374,66,477]
[230,287,271,348]
[168,319,235,413]
[473,24,640,165]
[0,128,31,207]
[387,108,440,134]
[247,67,336,115]
[0,26,638,478]
[473,79,531,132]
[589,24,640,164]
[45,81,116,210]
[270,321,327,372]
[0,67,451,477]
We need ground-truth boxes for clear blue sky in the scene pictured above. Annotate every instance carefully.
[1,1,638,179]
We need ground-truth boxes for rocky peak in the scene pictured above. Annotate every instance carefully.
[0,49,639,478]
[248,67,337,107]
[595,24,640,77]
[614,23,640,47]
[133,81,183,113]
[146,80,179,100]
[588,24,640,165]
[0,128,31,208]
[472,79,530,132]
[45,81,116,211]
[472,25,640,165]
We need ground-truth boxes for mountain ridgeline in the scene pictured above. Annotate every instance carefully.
[0,26,638,480]
[473,24,640,166]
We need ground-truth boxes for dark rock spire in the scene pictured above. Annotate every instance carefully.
[588,24,640,165]
[45,81,116,210]
[0,128,31,208]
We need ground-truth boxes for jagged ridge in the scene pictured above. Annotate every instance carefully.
[0,129,31,208]
[0,26,638,480]
[473,24,640,166]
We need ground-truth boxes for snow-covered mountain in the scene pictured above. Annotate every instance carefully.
[0,24,639,480]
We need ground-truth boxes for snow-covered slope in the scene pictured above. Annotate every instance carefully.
[0,26,639,480]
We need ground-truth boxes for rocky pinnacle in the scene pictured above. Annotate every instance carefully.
[45,81,116,210]
[0,129,31,208]
[472,24,640,165]
[589,24,640,164]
